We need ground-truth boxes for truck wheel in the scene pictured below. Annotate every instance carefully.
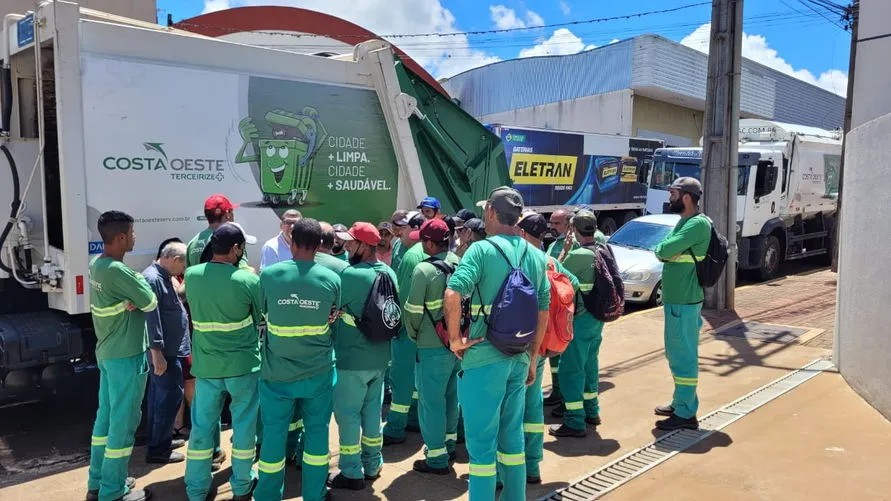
[757,235,782,281]
[600,217,617,235]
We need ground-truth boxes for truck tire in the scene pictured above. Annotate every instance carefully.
[757,235,782,282]
[600,216,617,235]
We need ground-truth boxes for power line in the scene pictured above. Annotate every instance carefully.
[794,0,847,30]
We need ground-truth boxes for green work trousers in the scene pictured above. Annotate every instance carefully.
[88,353,148,501]
[255,370,333,501]
[416,347,460,469]
[459,357,528,501]
[559,313,605,430]
[256,407,302,460]
[334,369,385,479]
[664,303,703,419]
[548,354,562,400]
[185,373,259,501]
[383,333,419,438]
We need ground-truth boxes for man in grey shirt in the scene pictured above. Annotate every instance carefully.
[143,241,191,464]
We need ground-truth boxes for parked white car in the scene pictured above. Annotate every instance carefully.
[607,214,681,306]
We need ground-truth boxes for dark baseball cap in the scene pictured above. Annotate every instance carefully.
[572,209,598,233]
[455,209,477,222]
[407,212,426,229]
[411,219,450,242]
[476,186,523,218]
[670,177,703,197]
[377,222,394,235]
[463,218,486,235]
[210,222,246,252]
[517,211,548,239]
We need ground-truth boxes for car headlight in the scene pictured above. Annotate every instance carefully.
[622,270,651,282]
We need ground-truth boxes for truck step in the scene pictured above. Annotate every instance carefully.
[787,249,827,260]
[788,231,828,243]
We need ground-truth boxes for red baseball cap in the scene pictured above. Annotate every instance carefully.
[336,222,381,247]
[411,218,450,242]
[204,194,238,212]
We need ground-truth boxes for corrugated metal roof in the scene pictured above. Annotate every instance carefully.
[442,34,845,130]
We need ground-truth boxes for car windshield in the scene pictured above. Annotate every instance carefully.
[608,221,674,251]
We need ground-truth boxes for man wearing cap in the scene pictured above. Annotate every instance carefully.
[402,219,461,475]
[376,222,395,266]
[417,196,443,220]
[390,210,424,273]
[184,223,263,501]
[315,222,349,275]
[330,224,350,262]
[328,223,396,491]
[549,210,606,438]
[456,218,486,258]
[514,211,579,483]
[254,218,340,501]
[652,177,711,431]
[259,210,302,271]
[187,194,254,270]
[382,213,428,445]
[444,187,551,500]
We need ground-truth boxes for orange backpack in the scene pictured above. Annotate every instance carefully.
[541,257,575,357]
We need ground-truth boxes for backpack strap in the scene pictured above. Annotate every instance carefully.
[420,257,454,324]
[686,213,712,264]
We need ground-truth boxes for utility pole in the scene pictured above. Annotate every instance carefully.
[831,1,859,273]
[701,0,744,310]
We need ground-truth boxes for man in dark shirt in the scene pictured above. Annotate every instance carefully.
[144,241,191,463]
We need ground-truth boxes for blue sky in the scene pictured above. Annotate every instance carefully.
[156,0,851,94]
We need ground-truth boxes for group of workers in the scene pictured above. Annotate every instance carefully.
[85,176,712,501]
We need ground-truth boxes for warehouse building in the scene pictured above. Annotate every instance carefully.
[441,34,846,147]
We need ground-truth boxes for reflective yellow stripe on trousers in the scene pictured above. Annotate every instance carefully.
[497,451,524,466]
[192,316,253,332]
[674,376,698,386]
[469,463,496,477]
[231,448,255,461]
[341,313,357,327]
[258,458,286,474]
[303,452,329,466]
[288,419,304,432]
[104,446,133,459]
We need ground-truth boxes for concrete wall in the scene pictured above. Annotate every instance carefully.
[835,1,891,421]
[850,0,891,127]
[478,89,634,136]
[4,0,157,23]
[631,95,703,147]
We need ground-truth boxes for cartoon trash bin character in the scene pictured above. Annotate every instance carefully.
[235,107,327,206]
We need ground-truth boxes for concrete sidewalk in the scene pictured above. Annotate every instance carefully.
[4,268,883,501]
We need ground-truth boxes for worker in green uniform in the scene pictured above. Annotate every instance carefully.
[315,222,349,275]
[653,177,711,431]
[184,224,263,501]
[543,209,575,407]
[513,211,579,483]
[444,187,551,501]
[328,223,396,491]
[186,194,254,269]
[402,219,461,475]
[549,210,606,438]
[255,218,340,501]
[86,211,157,501]
[382,213,427,444]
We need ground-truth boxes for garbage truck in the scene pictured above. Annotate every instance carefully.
[0,1,509,398]
[647,119,841,281]
[487,124,664,234]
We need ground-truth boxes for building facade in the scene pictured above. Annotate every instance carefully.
[4,0,157,23]
[442,34,846,147]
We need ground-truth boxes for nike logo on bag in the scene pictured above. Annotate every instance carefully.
[514,331,534,338]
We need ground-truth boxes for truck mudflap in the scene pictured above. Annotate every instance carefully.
[393,62,510,215]
[738,235,765,270]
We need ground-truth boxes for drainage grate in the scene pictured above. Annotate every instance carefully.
[538,358,833,501]
[715,321,809,343]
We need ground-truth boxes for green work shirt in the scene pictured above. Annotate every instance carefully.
[186,227,250,269]
[404,251,460,348]
[562,246,598,316]
[185,262,263,379]
[446,235,551,370]
[315,251,349,275]
[336,261,397,371]
[547,232,606,260]
[259,260,341,382]
[397,242,428,303]
[654,214,712,305]
[89,257,158,361]
[390,239,409,274]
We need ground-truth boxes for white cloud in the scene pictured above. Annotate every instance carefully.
[198,0,499,79]
[202,0,231,13]
[609,38,620,44]
[489,5,544,30]
[559,1,571,16]
[680,23,848,96]
[519,28,586,58]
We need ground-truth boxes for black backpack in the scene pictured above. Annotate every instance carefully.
[352,271,402,342]
[689,216,729,288]
[580,242,625,322]
[423,257,471,347]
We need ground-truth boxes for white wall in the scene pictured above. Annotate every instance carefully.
[850,0,891,127]
[477,90,633,136]
[4,0,157,23]
[835,0,891,421]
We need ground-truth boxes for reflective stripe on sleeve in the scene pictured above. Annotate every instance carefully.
[90,301,128,318]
